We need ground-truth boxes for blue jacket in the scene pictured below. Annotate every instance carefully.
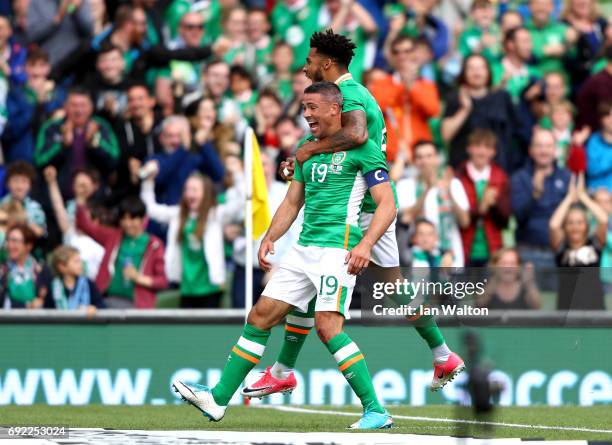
[3,83,65,163]
[150,142,224,205]
[511,162,570,246]
[586,132,612,192]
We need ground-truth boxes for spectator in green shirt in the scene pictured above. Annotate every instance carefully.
[219,6,248,66]
[263,41,296,105]
[271,0,323,71]
[493,26,541,104]
[526,0,576,75]
[458,0,502,64]
[245,8,274,80]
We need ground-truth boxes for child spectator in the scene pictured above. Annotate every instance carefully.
[0,223,50,309]
[411,218,454,269]
[457,129,510,267]
[47,245,105,312]
[76,196,167,309]
[478,248,541,309]
[586,101,612,192]
[43,165,104,281]
[141,171,226,308]
[458,0,501,64]
[1,161,46,238]
[229,65,258,122]
[546,101,574,166]
[549,173,608,309]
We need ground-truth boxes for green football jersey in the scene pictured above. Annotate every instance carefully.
[336,74,397,213]
[294,136,388,250]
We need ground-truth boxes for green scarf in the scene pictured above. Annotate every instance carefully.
[7,257,37,303]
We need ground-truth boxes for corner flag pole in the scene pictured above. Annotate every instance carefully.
[244,127,254,321]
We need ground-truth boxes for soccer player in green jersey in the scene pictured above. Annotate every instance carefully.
[173,82,397,429]
[244,30,465,398]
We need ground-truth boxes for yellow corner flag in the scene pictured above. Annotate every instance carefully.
[250,131,271,239]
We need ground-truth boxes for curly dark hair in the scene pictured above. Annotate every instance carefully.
[309,29,356,69]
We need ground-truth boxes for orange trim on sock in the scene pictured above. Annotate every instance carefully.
[336,285,343,312]
[339,354,364,372]
[285,325,310,335]
[231,346,259,364]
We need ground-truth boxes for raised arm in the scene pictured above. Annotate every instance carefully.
[258,180,305,271]
[549,176,577,251]
[43,166,70,234]
[295,110,368,164]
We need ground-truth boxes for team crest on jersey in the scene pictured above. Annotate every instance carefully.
[331,152,347,165]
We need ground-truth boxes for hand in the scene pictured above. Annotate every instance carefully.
[345,240,371,275]
[279,158,295,181]
[543,42,565,57]
[43,165,58,184]
[85,121,99,146]
[123,265,139,282]
[128,157,142,183]
[0,60,10,76]
[103,95,119,116]
[139,160,159,181]
[440,251,454,268]
[213,36,232,58]
[521,262,535,285]
[258,237,275,272]
[437,167,454,193]
[61,120,73,146]
[572,126,591,147]
[480,32,497,49]
[479,186,498,213]
[566,173,579,203]
[459,87,472,111]
[389,14,406,33]
[565,26,579,44]
[28,297,44,309]
[194,128,211,146]
[576,172,587,199]
[532,166,551,198]
[85,305,97,318]
[296,142,317,165]
[524,82,543,101]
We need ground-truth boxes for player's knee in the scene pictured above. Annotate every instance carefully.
[315,315,342,344]
[247,302,275,330]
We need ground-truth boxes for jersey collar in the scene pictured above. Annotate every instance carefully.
[334,73,353,85]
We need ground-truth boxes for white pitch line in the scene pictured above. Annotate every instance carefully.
[255,405,612,435]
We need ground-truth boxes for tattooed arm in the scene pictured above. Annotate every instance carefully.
[295,110,368,164]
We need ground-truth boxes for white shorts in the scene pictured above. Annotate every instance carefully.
[359,212,400,268]
[262,245,355,318]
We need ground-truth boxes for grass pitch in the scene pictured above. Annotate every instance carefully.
[1,405,611,441]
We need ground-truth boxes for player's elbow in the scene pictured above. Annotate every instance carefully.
[348,127,368,146]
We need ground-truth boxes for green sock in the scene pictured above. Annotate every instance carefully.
[326,332,384,414]
[212,323,270,405]
[274,299,315,373]
[412,313,445,349]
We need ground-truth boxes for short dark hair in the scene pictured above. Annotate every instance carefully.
[67,85,93,102]
[304,81,343,107]
[26,47,49,65]
[503,26,528,46]
[119,196,146,219]
[598,100,612,118]
[230,65,255,88]
[257,89,283,107]
[7,222,37,247]
[6,161,37,184]
[413,140,438,154]
[98,42,122,57]
[127,80,152,95]
[414,217,436,230]
[468,128,497,148]
[73,167,101,186]
[391,35,414,53]
[114,4,133,29]
[310,29,356,69]
[274,115,299,129]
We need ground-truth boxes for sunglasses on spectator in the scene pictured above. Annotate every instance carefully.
[182,23,205,30]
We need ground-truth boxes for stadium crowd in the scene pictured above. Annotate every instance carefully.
[0,0,610,311]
